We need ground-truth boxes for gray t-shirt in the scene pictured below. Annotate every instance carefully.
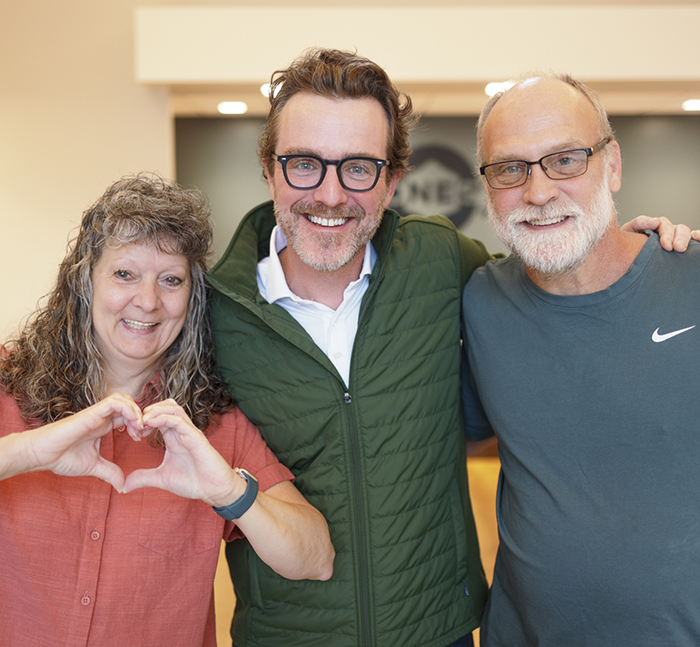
[462,234,700,646]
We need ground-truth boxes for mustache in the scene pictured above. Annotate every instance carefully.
[504,200,586,226]
[291,201,365,221]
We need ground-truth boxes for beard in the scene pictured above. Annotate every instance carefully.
[487,178,618,276]
[273,196,387,273]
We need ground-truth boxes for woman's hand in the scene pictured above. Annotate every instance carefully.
[121,399,243,507]
[2,393,143,490]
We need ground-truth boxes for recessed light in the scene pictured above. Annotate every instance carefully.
[217,101,248,115]
[485,82,514,97]
[682,100,700,112]
[260,83,281,98]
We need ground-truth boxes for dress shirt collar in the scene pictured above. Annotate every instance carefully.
[261,225,375,304]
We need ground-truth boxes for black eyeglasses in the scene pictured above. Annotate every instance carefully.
[479,137,611,190]
[271,153,390,192]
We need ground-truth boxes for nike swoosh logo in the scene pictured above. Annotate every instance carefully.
[652,325,696,343]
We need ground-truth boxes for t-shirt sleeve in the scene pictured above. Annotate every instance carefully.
[460,321,496,442]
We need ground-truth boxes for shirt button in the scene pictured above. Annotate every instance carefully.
[332,320,338,326]
[91,529,101,541]
[116,425,126,433]
[334,352,341,359]
[81,594,91,606]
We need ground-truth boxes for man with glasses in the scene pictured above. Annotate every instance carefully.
[208,50,691,647]
[462,74,700,645]
[208,48,491,647]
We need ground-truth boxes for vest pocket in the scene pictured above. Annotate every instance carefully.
[246,546,268,612]
[137,489,220,560]
[448,482,469,582]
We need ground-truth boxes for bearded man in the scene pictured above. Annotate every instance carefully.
[207,48,693,646]
[462,74,700,646]
[208,48,492,647]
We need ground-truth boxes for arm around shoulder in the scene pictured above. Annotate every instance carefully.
[456,231,502,288]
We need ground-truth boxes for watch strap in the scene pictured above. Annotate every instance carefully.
[212,468,259,520]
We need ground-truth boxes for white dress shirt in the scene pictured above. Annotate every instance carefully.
[257,226,375,387]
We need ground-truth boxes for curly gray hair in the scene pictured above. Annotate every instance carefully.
[1,173,232,433]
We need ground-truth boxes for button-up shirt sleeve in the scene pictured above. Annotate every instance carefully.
[0,387,292,647]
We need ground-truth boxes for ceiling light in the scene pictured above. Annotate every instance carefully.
[260,83,281,98]
[217,101,248,115]
[682,100,700,111]
[485,82,514,97]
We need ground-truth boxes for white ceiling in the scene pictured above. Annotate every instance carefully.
[137,2,700,117]
[170,80,700,118]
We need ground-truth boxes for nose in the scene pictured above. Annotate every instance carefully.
[522,163,559,206]
[312,166,348,208]
[133,280,161,312]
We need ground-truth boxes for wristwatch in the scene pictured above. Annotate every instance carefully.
[212,468,259,520]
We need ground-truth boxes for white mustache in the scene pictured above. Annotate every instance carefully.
[506,201,586,228]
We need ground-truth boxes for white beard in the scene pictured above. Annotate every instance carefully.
[487,177,617,276]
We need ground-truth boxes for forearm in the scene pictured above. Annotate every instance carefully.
[126,403,336,579]
[233,481,335,581]
[0,431,38,480]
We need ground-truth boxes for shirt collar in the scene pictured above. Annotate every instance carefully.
[264,225,376,304]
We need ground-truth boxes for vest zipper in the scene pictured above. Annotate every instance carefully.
[343,390,373,646]
[342,228,392,646]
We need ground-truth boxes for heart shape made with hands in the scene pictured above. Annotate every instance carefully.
[118,402,237,507]
[49,395,234,506]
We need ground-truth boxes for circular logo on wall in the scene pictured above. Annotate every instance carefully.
[391,145,479,229]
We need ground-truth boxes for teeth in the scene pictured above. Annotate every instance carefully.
[528,216,567,226]
[307,215,348,227]
[123,319,157,330]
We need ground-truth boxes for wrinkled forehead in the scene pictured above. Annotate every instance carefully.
[94,233,187,271]
[276,93,390,158]
[483,78,599,160]
[105,232,180,253]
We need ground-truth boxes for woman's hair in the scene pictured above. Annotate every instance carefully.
[258,47,416,182]
[0,173,233,432]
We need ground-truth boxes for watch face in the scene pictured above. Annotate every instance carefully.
[236,468,259,483]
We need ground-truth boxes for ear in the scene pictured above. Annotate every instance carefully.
[606,140,622,194]
[264,160,276,200]
[384,171,402,205]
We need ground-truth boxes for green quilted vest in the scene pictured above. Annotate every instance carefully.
[208,202,490,647]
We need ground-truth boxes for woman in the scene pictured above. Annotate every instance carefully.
[0,174,334,647]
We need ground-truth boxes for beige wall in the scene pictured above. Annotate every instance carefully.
[3,0,700,337]
[0,0,173,338]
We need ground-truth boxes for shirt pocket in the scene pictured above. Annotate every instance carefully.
[137,488,221,561]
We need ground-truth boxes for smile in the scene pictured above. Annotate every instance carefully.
[122,319,158,330]
[526,215,569,227]
[307,214,349,227]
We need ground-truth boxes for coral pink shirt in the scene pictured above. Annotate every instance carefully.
[0,387,293,647]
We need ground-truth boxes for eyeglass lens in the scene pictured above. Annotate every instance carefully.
[485,149,590,189]
[284,156,380,190]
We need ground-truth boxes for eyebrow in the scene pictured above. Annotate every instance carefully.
[280,148,384,160]
[488,140,589,165]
